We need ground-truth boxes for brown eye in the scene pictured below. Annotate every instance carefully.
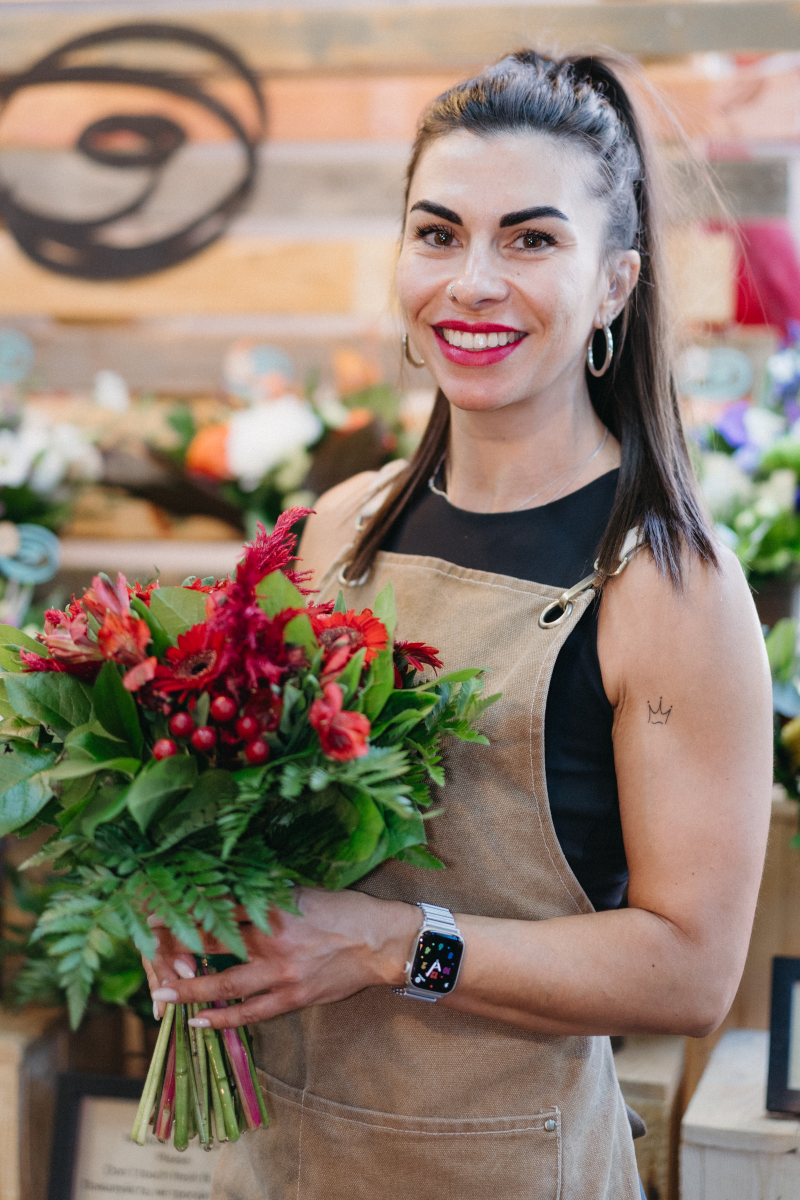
[432,230,452,246]
[523,231,545,249]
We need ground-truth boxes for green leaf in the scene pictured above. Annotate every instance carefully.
[48,757,139,782]
[256,570,305,618]
[334,647,366,706]
[362,648,395,721]
[283,613,318,657]
[0,625,46,672]
[333,590,347,615]
[98,967,145,1006]
[0,716,40,742]
[372,581,397,642]
[65,724,129,762]
[3,671,93,732]
[129,597,171,658]
[0,742,57,835]
[396,844,445,870]
[338,790,385,865]
[79,783,130,838]
[384,805,427,858]
[149,588,208,642]
[125,754,198,831]
[766,618,798,682]
[154,769,237,852]
[91,662,144,756]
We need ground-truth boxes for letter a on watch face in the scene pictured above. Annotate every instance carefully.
[412,931,463,994]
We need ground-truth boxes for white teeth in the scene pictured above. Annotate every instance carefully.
[439,328,522,350]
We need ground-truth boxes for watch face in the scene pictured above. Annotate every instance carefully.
[411,931,463,994]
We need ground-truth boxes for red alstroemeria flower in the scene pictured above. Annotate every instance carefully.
[123,656,158,692]
[309,682,370,762]
[154,625,226,696]
[129,580,160,606]
[310,609,388,668]
[393,641,443,674]
[81,572,131,622]
[19,649,101,683]
[38,608,104,665]
[97,610,152,665]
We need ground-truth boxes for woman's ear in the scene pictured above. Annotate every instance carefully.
[596,249,641,327]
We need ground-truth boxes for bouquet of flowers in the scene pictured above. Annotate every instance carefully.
[0,508,497,1150]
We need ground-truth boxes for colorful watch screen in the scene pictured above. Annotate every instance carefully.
[411,931,463,994]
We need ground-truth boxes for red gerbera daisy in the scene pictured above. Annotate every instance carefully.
[153,625,226,696]
[393,641,443,674]
[310,609,388,667]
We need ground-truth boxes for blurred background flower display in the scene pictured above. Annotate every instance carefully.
[689,329,800,595]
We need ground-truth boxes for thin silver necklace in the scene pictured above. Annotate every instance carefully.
[429,427,610,513]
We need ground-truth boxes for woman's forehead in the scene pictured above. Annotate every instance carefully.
[407,130,597,220]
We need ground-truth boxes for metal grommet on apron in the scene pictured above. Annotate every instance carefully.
[212,478,643,1200]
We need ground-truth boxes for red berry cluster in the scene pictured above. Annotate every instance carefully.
[152,694,270,764]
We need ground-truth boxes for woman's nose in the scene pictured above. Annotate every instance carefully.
[448,258,509,308]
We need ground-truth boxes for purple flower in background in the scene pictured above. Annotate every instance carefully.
[716,400,750,449]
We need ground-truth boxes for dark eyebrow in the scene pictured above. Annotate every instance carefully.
[409,200,462,226]
[499,206,569,227]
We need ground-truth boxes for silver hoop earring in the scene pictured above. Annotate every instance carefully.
[402,332,425,368]
[587,324,613,377]
[448,283,458,302]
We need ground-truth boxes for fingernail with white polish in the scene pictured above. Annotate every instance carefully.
[188,1017,211,1028]
[174,960,196,980]
[152,987,179,1003]
[153,1000,161,1021]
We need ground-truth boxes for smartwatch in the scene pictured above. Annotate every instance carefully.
[392,902,465,1002]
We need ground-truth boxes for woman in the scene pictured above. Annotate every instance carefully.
[148,53,773,1199]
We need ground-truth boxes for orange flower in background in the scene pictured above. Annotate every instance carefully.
[309,682,371,761]
[310,609,388,668]
[333,349,382,397]
[185,423,232,480]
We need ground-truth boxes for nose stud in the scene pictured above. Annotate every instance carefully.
[448,283,459,303]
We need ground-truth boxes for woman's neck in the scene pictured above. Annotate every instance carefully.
[442,385,620,514]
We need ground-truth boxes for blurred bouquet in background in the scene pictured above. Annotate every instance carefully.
[154,342,409,537]
[687,331,800,586]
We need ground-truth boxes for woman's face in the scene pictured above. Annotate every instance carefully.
[396,130,640,415]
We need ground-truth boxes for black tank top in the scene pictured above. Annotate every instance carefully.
[383,468,627,911]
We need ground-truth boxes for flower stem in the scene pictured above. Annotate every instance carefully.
[220,1025,264,1131]
[240,1025,269,1128]
[189,1005,212,1148]
[154,1026,178,1142]
[204,1026,240,1142]
[132,1003,174,1145]
[173,1005,190,1151]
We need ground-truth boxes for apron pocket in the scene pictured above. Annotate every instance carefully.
[257,1071,562,1200]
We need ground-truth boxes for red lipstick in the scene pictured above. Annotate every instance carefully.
[433,325,527,367]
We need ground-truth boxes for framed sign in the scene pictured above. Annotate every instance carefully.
[48,1073,222,1200]
[767,956,800,1114]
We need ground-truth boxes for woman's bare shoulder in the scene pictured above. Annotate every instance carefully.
[597,541,767,709]
[298,471,382,586]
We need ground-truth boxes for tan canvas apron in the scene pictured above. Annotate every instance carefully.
[212,470,641,1200]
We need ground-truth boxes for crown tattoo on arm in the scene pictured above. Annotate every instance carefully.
[647,698,672,725]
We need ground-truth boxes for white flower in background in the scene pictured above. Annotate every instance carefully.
[0,428,37,487]
[93,369,130,414]
[700,452,754,521]
[227,396,323,491]
[312,386,350,430]
[742,406,786,448]
[28,423,102,494]
[755,468,797,514]
[767,350,799,386]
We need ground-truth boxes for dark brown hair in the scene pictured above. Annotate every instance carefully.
[345,50,717,585]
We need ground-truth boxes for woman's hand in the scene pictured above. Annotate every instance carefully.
[143,888,420,1029]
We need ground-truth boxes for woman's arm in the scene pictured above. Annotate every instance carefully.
[147,536,772,1039]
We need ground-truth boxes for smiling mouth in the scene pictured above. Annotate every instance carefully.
[435,326,527,351]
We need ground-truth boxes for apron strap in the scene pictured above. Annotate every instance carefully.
[538,528,643,630]
[336,460,408,586]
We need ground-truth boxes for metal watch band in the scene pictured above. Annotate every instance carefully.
[392,902,462,1002]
